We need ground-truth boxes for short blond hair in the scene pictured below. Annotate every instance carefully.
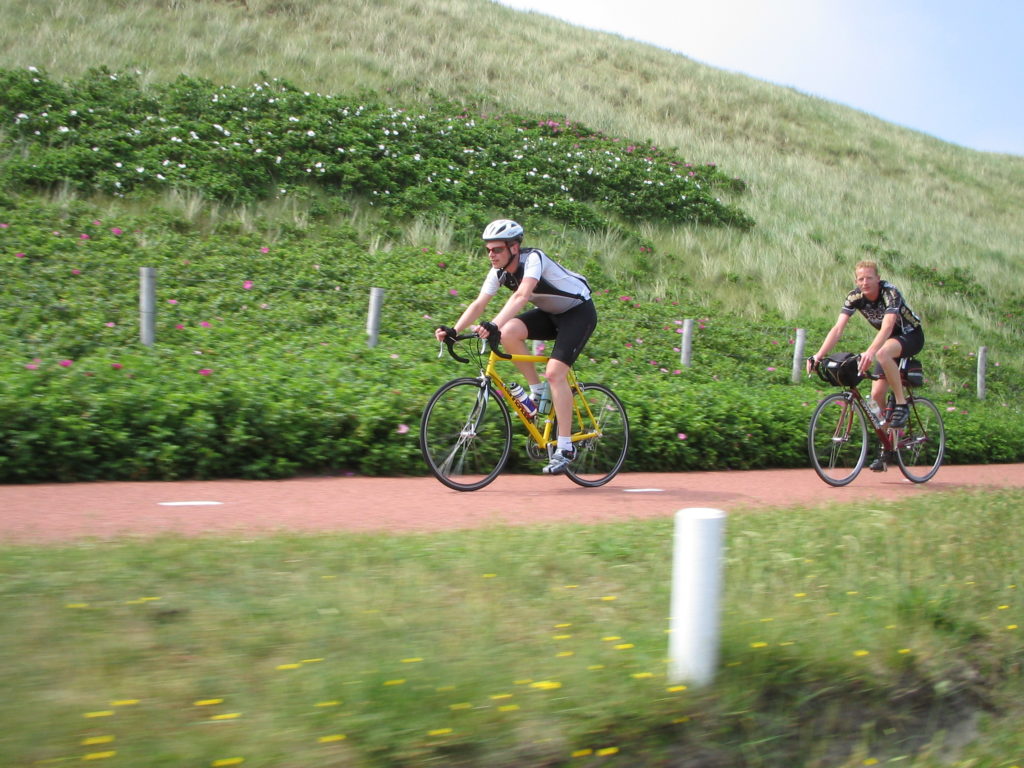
[855,260,879,276]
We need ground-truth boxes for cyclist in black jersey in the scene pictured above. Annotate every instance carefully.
[808,260,924,457]
[434,219,597,475]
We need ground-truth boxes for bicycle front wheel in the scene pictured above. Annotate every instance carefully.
[420,377,512,491]
[895,396,945,483]
[564,383,629,488]
[808,392,868,486]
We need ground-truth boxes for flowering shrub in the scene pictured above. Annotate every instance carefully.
[0,67,754,237]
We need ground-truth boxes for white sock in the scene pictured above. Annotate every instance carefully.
[557,436,573,453]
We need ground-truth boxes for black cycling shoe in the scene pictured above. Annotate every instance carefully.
[868,455,887,472]
[888,404,909,429]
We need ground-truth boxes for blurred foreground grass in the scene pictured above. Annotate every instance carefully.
[2,489,1022,767]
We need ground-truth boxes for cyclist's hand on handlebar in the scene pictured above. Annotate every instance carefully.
[805,356,818,376]
[435,325,457,343]
[857,350,874,376]
[474,321,500,342]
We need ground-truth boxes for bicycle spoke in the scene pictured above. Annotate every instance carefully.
[808,393,868,486]
[895,396,945,483]
[420,378,512,491]
[564,383,629,488]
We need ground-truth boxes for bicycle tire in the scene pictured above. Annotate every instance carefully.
[563,383,629,488]
[420,377,512,491]
[808,392,868,486]
[894,396,945,483]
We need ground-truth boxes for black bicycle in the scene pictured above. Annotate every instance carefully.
[808,354,945,486]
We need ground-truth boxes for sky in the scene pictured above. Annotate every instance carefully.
[496,0,1024,157]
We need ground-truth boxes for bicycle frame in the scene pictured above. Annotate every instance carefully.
[480,348,602,452]
[845,387,901,451]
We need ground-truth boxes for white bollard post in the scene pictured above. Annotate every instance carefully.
[977,346,987,400]
[791,328,806,383]
[680,318,694,367]
[367,287,384,348]
[139,267,156,347]
[668,507,726,687]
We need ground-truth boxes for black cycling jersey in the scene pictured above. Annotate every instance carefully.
[841,280,922,335]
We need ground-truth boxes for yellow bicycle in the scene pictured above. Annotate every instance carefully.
[420,331,629,491]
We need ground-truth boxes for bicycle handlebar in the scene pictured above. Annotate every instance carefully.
[439,328,512,363]
[807,355,883,382]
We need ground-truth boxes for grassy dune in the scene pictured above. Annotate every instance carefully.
[1,0,1022,354]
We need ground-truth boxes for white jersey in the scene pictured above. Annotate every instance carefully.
[481,248,591,315]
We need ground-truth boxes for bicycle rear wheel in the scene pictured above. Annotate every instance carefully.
[420,377,512,491]
[808,392,868,486]
[895,396,945,483]
[564,383,629,488]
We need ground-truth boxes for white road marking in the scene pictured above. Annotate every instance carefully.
[623,488,665,493]
[158,501,224,506]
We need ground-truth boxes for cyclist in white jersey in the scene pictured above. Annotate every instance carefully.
[434,219,597,475]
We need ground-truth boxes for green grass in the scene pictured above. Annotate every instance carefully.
[2,489,1022,767]
[1,0,1022,365]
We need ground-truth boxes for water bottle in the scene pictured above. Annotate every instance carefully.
[866,398,884,426]
[536,382,551,417]
[508,382,538,419]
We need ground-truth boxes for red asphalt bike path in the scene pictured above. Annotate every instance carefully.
[2,464,1023,543]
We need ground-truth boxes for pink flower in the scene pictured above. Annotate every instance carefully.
[111,363,123,370]
[199,321,211,327]
[59,359,73,367]
[175,323,185,330]
[167,299,178,305]
[396,424,410,435]
[15,253,25,258]
[448,288,458,296]
[92,220,102,226]
[79,233,90,240]
[111,227,123,235]
[105,322,116,327]
[71,268,81,275]
[673,369,682,375]
[198,368,213,376]
[0,222,8,228]
[767,366,776,372]
[243,280,253,290]
[25,363,39,370]
[678,433,688,440]
[260,246,269,253]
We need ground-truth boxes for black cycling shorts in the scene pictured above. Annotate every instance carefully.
[518,299,597,366]
[871,327,924,375]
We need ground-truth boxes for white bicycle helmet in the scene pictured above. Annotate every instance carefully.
[481,219,524,242]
